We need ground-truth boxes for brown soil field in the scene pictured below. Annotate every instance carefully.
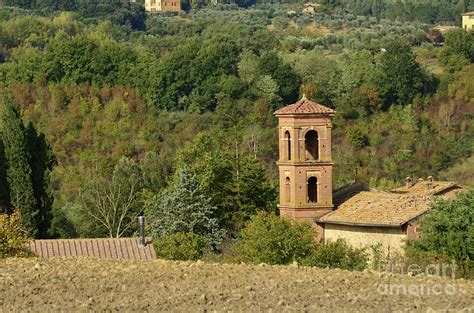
[1,258,473,312]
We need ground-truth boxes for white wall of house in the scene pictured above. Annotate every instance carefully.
[324,224,407,255]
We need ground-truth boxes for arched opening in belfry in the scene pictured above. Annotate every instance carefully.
[284,131,291,161]
[285,177,291,203]
[305,130,319,160]
[307,176,318,203]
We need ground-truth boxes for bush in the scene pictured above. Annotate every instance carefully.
[346,127,368,148]
[404,189,474,278]
[301,239,368,271]
[233,212,316,265]
[154,232,206,261]
[0,211,34,258]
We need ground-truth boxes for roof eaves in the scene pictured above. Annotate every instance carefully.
[316,219,403,228]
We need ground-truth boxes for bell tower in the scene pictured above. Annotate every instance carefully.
[274,96,335,223]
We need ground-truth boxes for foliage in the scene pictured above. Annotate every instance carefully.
[146,167,225,248]
[0,211,35,258]
[405,189,474,278]
[233,212,317,265]
[175,132,277,233]
[300,239,368,271]
[346,127,368,148]
[0,3,472,241]
[0,93,37,236]
[75,157,144,238]
[375,41,431,106]
[154,232,206,261]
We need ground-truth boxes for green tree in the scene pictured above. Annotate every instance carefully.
[439,29,474,68]
[146,167,225,248]
[175,132,276,233]
[257,51,301,105]
[375,41,427,106]
[234,212,316,265]
[0,141,10,214]
[0,93,37,236]
[25,122,56,238]
[407,189,474,271]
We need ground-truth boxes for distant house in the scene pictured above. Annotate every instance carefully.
[462,12,474,30]
[27,237,156,260]
[145,0,181,13]
[317,178,462,254]
[302,3,320,14]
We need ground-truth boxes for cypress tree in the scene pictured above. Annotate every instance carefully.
[0,93,38,236]
[0,141,10,214]
[26,122,57,238]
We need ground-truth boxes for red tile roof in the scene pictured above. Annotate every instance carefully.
[319,180,462,227]
[319,191,431,227]
[275,96,335,116]
[27,238,156,260]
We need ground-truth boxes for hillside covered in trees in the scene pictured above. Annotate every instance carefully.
[0,0,473,241]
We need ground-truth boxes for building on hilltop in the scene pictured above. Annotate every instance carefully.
[462,12,474,30]
[274,97,463,254]
[145,0,181,13]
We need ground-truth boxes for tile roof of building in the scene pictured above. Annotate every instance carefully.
[27,237,156,260]
[393,180,459,197]
[274,96,335,116]
[462,11,474,16]
[319,180,461,227]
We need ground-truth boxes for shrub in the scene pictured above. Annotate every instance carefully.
[154,232,206,261]
[0,211,34,258]
[404,189,474,278]
[233,212,316,265]
[346,127,368,148]
[301,239,368,271]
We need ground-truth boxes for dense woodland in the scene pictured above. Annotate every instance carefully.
[0,0,473,259]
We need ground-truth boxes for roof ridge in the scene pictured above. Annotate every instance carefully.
[274,97,335,116]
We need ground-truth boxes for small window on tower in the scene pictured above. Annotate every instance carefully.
[307,176,318,203]
[305,130,319,160]
[285,177,291,203]
[284,131,291,161]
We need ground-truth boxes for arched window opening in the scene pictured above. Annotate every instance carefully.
[285,177,291,203]
[307,177,318,203]
[284,131,291,161]
[305,130,319,160]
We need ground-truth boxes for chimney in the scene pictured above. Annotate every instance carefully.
[138,216,146,247]
[427,176,434,190]
[405,176,413,188]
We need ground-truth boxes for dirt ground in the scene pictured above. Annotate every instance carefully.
[1,258,473,312]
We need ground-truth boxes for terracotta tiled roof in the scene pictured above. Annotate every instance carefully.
[274,96,335,116]
[462,11,474,16]
[27,238,156,260]
[393,180,459,197]
[319,180,461,227]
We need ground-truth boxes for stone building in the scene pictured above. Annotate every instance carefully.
[318,179,461,254]
[145,0,181,13]
[275,97,463,253]
[462,12,474,30]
